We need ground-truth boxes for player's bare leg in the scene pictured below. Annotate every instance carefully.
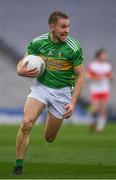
[44,112,63,143]
[90,100,100,132]
[13,97,46,175]
[96,100,108,132]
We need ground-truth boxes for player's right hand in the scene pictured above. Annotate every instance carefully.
[17,60,39,77]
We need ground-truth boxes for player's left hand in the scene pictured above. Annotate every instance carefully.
[63,103,75,119]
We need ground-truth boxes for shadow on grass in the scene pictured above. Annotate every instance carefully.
[0,162,116,179]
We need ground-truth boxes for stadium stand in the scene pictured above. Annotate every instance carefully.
[0,0,116,122]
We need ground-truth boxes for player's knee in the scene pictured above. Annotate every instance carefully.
[22,121,33,134]
[21,116,33,134]
[45,134,56,143]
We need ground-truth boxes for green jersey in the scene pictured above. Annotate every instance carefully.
[27,33,84,88]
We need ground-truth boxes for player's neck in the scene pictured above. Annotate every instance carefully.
[50,33,61,43]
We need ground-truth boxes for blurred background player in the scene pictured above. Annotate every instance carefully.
[87,49,113,132]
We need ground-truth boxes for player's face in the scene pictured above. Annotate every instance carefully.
[98,52,107,62]
[50,18,70,42]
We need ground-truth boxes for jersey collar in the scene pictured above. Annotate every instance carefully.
[48,32,65,44]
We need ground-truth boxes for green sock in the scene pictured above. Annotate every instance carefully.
[15,159,23,167]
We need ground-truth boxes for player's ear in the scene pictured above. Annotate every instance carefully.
[49,24,55,32]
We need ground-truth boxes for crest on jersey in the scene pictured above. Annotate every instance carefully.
[58,52,63,58]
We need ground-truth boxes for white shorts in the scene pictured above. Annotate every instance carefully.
[28,81,71,119]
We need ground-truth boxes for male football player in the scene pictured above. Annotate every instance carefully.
[87,49,112,132]
[13,10,84,175]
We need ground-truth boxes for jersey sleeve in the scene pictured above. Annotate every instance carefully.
[108,63,112,72]
[72,47,84,66]
[87,63,96,76]
[27,40,38,55]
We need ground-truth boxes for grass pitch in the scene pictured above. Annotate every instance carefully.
[0,123,116,179]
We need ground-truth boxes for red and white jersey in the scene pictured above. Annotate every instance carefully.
[88,61,112,94]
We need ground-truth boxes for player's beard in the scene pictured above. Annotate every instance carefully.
[54,32,68,42]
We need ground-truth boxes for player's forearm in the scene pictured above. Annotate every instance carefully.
[17,54,28,75]
[71,72,84,106]
[17,60,23,75]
